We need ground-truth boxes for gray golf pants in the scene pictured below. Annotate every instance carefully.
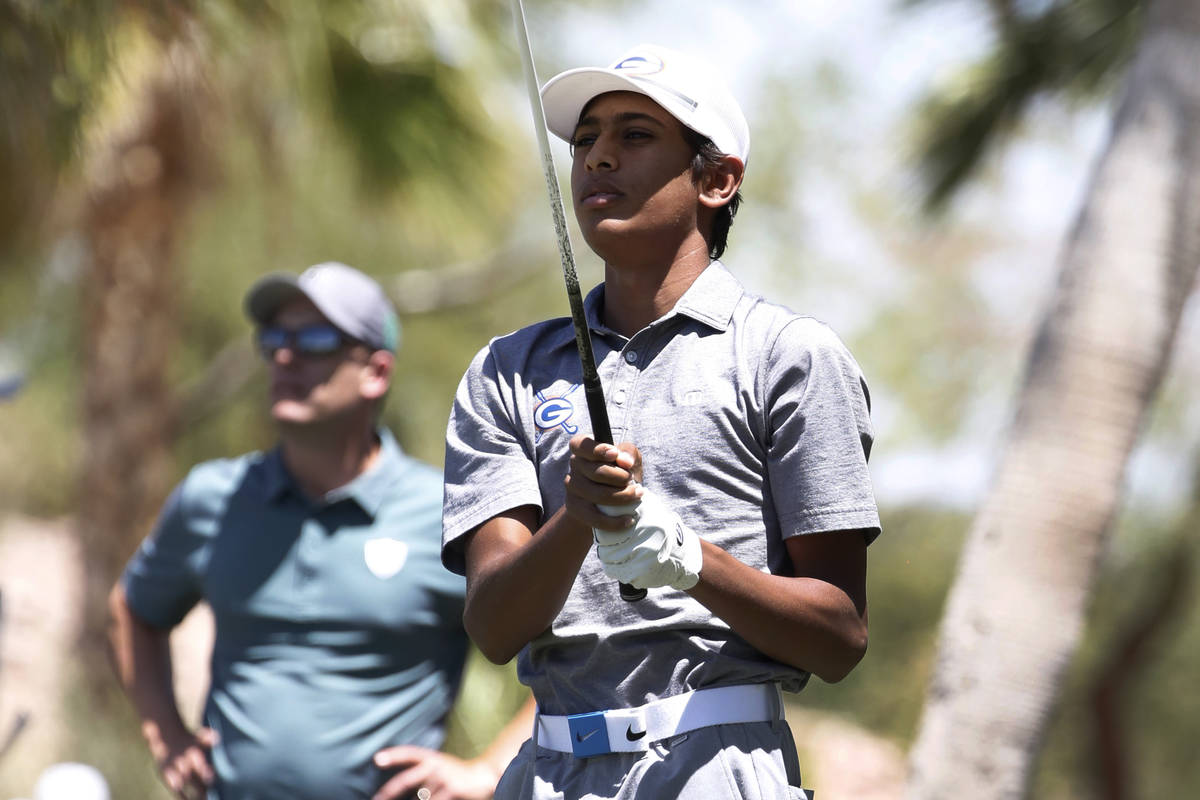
[495,720,812,800]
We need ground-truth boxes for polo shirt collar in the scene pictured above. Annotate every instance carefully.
[669,260,743,331]
[263,448,292,502]
[546,260,745,351]
[323,428,401,517]
[263,428,401,518]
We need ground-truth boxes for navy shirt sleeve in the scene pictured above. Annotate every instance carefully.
[122,476,209,629]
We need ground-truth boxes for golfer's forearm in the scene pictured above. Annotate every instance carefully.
[688,543,868,682]
[464,507,592,663]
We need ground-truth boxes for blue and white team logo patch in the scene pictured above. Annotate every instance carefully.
[534,383,581,443]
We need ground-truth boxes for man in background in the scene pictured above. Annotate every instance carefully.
[109,262,532,800]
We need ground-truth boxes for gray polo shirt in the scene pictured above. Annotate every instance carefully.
[123,429,467,800]
[443,261,880,716]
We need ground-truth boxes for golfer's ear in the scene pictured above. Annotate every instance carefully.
[698,155,744,209]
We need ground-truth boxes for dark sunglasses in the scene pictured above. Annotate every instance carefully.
[255,325,354,359]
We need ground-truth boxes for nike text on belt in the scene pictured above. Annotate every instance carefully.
[535,683,784,758]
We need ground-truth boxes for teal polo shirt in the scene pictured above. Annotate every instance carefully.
[123,429,467,800]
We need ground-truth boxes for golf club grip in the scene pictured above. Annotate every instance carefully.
[581,377,647,603]
[582,377,612,444]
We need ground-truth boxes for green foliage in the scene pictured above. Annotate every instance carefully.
[58,680,175,800]
[912,0,1143,211]
[799,506,970,742]
[389,268,565,465]
[0,1,111,254]
[323,31,493,197]
[793,497,1200,800]
[0,265,82,515]
[0,355,80,516]
[0,0,122,158]
[442,650,529,759]
[1035,506,1200,798]
[1,0,554,501]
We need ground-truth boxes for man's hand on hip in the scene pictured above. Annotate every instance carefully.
[148,725,218,800]
[372,746,500,800]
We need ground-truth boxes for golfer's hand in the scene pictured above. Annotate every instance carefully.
[373,746,499,800]
[150,726,217,800]
[593,486,703,590]
[564,435,643,529]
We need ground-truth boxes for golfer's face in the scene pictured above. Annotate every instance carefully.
[264,298,372,427]
[569,91,699,250]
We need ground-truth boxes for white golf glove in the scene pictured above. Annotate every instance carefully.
[594,487,702,591]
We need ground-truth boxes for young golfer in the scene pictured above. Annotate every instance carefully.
[442,44,881,799]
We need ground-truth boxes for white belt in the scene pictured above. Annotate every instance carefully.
[535,684,784,758]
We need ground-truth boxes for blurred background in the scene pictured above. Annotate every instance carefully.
[1,0,1197,798]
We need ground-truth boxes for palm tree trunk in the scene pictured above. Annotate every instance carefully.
[905,0,1200,796]
[77,35,211,661]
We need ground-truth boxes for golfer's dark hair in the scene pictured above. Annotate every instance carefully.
[684,128,742,260]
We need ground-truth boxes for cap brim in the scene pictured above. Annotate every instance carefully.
[244,274,308,325]
[541,68,670,143]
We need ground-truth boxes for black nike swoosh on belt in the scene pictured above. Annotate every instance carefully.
[674,523,685,547]
[625,726,647,741]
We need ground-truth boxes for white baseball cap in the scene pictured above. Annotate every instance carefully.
[540,43,750,166]
[245,262,401,352]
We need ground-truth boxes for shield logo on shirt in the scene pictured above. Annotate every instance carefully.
[363,538,408,579]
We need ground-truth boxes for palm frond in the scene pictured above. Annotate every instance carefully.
[324,31,494,195]
[915,0,1142,213]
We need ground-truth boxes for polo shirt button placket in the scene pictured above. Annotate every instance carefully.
[296,518,324,596]
[611,347,641,438]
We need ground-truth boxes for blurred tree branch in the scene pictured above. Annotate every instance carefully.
[382,235,554,313]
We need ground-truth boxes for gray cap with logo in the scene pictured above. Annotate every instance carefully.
[244,262,400,352]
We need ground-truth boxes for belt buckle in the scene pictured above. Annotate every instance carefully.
[605,707,650,747]
[567,710,611,757]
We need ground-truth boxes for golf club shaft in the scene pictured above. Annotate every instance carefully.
[512,0,644,603]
